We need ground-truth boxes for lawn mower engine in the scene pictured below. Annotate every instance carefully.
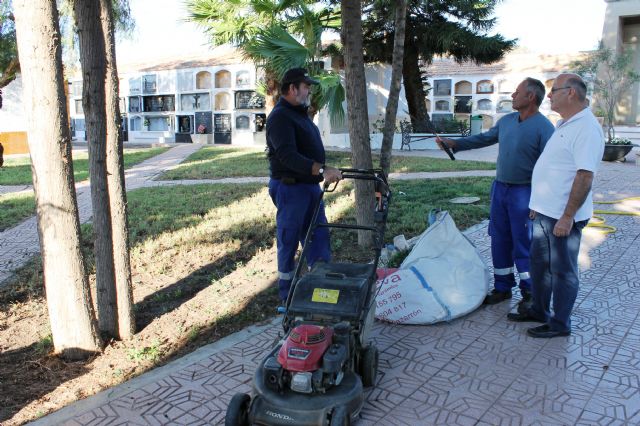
[263,322,351,395]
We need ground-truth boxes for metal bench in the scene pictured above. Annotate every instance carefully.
[399,121,468,151]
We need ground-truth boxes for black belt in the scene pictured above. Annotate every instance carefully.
[280,177,297,185]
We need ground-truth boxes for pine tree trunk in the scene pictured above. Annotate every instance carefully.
[13,0,102,359]
[341,0,374,247]
[100,0,135,339]
[380,0,407,175]
[403,42,430,132]
[74,0,118,336]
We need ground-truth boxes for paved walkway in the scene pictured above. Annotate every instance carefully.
[28,150,640,425]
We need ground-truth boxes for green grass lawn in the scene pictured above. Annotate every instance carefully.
[388,177,492,236]
[0,147,170,230]
[0,147,169,186]
[6,175,491,285]
[158,146,495,180]
[0,192,35,232]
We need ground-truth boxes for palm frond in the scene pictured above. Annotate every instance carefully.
[313,72,345,127]
[242,25,311,77]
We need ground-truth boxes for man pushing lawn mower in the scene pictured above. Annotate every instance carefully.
[226,169,391,426]
[266,68,342,306]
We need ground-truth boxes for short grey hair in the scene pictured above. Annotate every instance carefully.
[524,77,546,107]
[565,76,587,102]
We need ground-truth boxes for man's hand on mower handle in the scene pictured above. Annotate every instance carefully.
[435,136,456,151]
[322,166,342,184]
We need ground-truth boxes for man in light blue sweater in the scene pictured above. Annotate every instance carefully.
[437,78,554,314]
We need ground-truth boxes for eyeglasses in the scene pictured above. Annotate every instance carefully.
[550,86,572,93]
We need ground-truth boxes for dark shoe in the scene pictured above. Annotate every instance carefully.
[526,324,570,338]
[483,289,512,305]
[506,312,545,323]
[517,290,533,314]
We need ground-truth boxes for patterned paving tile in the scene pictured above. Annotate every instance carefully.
[479,399,585,426]
[39,161,640,425]
[580,378,640,424]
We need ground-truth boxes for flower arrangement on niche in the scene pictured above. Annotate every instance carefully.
[197,124,207,134]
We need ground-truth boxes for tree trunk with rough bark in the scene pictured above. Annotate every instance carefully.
[74,0,118,337]
[100,0,135,339]
[403,42,430,132]
[380,0,407,175]
[265,73,280,117]
[341,0,374,247]
[13,0,102,359]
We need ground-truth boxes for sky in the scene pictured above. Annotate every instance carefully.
[115,0,608,65]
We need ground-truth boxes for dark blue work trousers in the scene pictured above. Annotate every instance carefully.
[529,213,587,332]
[268,179,331,301]
[488,181,533,293]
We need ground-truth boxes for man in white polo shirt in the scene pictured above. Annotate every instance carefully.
[507,73,604,338]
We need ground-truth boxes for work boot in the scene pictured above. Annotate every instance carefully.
[517,290,533,314]
[483,289,512,305]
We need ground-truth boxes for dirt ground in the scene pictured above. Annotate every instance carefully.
[0,245,280,425]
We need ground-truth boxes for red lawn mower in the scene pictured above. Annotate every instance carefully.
[225,169,391,426]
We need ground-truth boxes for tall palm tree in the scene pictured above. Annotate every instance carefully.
[186,0,345,125]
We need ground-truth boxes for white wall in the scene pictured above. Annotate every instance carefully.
[0,76,27,132]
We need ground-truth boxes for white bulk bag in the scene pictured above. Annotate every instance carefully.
[375,211,490,324]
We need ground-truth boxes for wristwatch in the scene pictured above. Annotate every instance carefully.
[318,165,325,175]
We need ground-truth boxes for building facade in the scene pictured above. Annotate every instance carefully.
[68,50,266,145]
[325,50,584,149]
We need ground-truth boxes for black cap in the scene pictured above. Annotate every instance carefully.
[281,68,319,86]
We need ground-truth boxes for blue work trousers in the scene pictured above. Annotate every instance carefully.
[488,181,533,293]
[529,213,587,332]
[268,179,330,301]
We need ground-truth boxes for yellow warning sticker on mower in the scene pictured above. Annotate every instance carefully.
[311,288,340,304]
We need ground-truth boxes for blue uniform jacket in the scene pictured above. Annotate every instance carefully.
[266,98,325,184]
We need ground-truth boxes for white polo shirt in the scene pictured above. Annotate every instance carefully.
[529,108,604,221]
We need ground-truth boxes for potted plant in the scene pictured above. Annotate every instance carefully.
[602,137,634,162]
[142,117,150,131]
[572,43,640,161]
